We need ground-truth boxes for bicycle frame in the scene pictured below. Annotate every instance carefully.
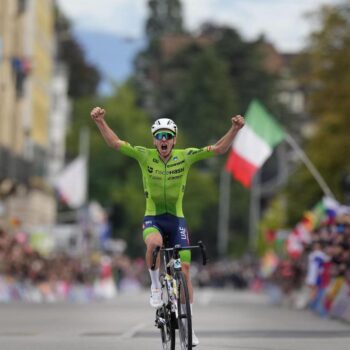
[152,241,207,350]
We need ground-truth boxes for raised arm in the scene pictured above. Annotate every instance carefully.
[90,107,124,149]
[212,115,245,155]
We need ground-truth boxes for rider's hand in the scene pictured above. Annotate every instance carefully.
[231,115,245,130]
[91,107,106,122]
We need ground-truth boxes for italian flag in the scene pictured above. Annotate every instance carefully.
[226,100,285,187]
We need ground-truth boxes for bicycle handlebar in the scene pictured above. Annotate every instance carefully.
[150,241,207,270]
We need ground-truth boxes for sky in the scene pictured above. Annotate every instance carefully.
[57,0,342,52]
[56,0,342,94]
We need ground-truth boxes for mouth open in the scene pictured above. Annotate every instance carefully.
[161,145,168,151]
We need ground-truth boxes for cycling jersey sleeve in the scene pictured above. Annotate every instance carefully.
[119,142,148,163]
[184,146,216,166]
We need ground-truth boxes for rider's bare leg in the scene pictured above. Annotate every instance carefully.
[145,232,163,269]
[145,232,163,291]
[181,262,193,303]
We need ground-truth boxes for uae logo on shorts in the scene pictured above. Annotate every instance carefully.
[179,226,188,241]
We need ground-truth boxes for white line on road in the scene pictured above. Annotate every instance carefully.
[198,289,214,305]
[120,323,147,339]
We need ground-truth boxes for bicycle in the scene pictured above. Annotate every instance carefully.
[151,241,207,350]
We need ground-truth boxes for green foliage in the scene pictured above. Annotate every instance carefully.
[210,26,277,112]
[227,180,250,257]
[183,167,217,230]
[257,195,287,255]
[66,85,151,256]
[284,3,350,217]
[146,0,184,42]
[54,5,100,97]
[228,234,249,258]
[175,46,238,146]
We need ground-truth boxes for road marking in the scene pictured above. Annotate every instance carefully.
[198,289,214,305]
[120,322,147,339]
[0,332,37,337]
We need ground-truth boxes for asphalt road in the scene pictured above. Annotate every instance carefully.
[0,289,349,350]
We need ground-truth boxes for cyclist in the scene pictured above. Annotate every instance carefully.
[91,106,245,346]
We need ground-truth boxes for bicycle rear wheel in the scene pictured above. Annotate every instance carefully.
[176,271,192,350]
[157,304,175,350]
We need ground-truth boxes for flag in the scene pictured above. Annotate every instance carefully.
[260,250,279,278]
[225,100,285,187]
[286,231,303,258]
[55,156,87,208]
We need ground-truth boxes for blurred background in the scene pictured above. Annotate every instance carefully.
[0,0,350,322]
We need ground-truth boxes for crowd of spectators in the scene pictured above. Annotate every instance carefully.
[0,226,148,302]
[266,212,350,322]
[192,257,257,290]
[0,224,256,303]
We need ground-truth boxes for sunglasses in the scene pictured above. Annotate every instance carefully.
[154,132,175,140]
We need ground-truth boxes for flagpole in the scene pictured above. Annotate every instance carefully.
[217,169,231,257]
[249,169,261,249]
[284,132,335,199]
[78,127,90,256]
[79,127,90,204]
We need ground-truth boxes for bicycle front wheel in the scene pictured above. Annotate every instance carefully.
[158,304,175,350]
[159,274,176,350]
[176,271,192,350]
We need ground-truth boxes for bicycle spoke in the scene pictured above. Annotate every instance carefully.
[157,275,176,350]
[176,272,192,350]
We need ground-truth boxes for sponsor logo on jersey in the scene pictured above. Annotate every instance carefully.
[168,175,183,181]
[167,160,185,168]
[153,158,159,163]
[147,166,153,173]
[169,167,184,175]
[173,156,178,161]
[187,149,203,155]
[155,167,184,176]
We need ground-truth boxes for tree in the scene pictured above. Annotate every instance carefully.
[66,85,150,255]
[209,25,277,113]
[55,5,100,98]
[174,46,238,146]
[146,0,184,43]
[285,3,350,221]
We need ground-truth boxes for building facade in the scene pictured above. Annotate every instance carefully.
[0,0,58,229]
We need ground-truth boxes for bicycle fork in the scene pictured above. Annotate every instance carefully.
[155,273,178,329]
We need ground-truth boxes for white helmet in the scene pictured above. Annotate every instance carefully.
[151,118,177,135]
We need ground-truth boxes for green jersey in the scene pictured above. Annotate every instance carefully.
[119,142,216,217]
